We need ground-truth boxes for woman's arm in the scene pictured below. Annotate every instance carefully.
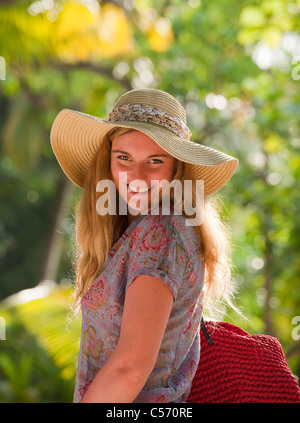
[81,275,174,403]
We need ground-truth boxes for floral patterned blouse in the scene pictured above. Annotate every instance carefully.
[73,207,205,403]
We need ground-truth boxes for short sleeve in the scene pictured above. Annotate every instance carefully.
[126,214,203,300]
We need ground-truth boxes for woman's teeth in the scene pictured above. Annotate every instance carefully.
[128,185,150,193]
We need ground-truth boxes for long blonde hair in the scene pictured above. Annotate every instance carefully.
[72,127,238,319]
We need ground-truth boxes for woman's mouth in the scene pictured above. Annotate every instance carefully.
[127,184,151,194]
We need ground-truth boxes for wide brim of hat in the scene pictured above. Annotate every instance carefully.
[50,109,238,196]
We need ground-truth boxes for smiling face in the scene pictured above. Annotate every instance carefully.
[110,130,177,223]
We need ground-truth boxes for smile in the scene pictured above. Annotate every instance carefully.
[127,184,151,193]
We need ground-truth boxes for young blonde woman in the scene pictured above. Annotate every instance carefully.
[50,88,239,403]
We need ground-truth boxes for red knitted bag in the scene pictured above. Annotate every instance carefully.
[187,319,300,403]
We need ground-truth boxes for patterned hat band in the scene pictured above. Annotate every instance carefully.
[106,103,192,141]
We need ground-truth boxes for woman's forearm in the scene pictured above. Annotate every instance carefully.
[81,357,148,403]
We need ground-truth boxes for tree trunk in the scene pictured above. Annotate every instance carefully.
[264,230,273,335]
[39,177,73,284]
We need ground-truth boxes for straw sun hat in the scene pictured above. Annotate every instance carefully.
[50,88,238,196]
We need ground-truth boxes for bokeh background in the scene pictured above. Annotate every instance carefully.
[0,0,299,403]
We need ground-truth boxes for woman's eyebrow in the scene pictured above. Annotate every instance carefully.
[111,150,170,158]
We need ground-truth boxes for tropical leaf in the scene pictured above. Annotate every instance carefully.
[0,283,81,402]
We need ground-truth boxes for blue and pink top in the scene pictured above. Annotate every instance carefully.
[73,207,205,403]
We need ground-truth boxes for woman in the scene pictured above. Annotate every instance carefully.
[50,88,239,403]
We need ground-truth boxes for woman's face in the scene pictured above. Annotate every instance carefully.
[110,130,177,221]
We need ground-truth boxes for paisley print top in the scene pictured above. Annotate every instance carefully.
[73,207,205,403]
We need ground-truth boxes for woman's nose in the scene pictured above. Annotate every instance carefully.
[127,164,150,185]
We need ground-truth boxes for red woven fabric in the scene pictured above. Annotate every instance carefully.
[187,321,300,403]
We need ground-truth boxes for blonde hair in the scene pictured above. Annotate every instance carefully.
[72,127,238,319]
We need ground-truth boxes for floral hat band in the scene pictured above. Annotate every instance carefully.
[106,103,192,141]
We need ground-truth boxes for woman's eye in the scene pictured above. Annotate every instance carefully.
[117,156,163,164]
[150,159,163,164]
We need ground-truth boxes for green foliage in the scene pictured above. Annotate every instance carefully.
[0,286,80,402]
